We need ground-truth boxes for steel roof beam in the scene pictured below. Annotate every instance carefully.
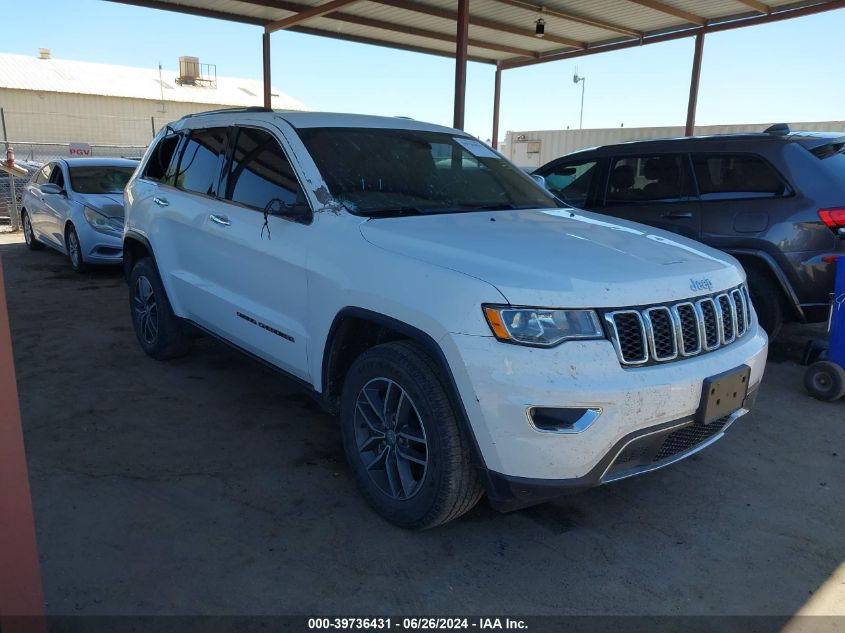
[487,0,643,38]
[265,0,366,32]
[734,0,772,13]
[369,0,585,49]
[625,0,706,25]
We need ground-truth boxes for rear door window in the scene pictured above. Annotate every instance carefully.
[692,154,789,200]
[224,126,305,212]
[175,127,227,196]
[606,154,690,203]
[538,160,598,208]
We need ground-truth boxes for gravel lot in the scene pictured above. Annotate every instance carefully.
[2,233,843,619]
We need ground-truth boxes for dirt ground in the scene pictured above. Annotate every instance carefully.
[2,233,843,618]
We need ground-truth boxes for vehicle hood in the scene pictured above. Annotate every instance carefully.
[359,208,744,308]
[74,193,125,219]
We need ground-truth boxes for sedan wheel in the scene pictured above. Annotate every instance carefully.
[22,212,43,251]
[66,226,86,273]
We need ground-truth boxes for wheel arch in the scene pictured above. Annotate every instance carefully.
[122,231,154,282]
[321,307,487,468]
[726,248,804,321]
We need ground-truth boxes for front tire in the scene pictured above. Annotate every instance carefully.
[339,341,483,529]
[22,211,44,250]
[129,257,191,360]
[66,224,87,273]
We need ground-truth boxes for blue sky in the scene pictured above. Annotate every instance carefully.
[4,1,844,142]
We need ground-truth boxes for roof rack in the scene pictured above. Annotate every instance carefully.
[182,106,274,118]
[764,123,791,135]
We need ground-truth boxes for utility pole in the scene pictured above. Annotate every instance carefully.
[573,70,586,129]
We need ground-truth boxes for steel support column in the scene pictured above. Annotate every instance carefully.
[453,0,469,130]
[684,32,704,136]
[263,30,272,109]
[491,65,502,148]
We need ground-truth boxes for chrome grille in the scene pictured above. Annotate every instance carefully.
[606,285,751,367]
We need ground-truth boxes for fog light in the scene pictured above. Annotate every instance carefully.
[529,407,601,433]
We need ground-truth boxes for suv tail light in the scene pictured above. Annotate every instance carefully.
[818,208,845,237]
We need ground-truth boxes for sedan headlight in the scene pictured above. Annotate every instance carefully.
[84,206,123,234]
[483,305,604,347]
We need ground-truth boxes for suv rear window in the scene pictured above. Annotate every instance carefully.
[692,154,789,200]
[175,128,227,196]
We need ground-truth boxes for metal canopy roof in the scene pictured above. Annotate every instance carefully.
[107,0,844,67]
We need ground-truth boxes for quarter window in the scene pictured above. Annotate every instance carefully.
[606,155,687,203]
[175,127,227,196]
[34,164,51,185]
[692,154,789,200]
[143,133,180,184]
[225,127,304,212]
[48,164,65,190]
[540,160,598,208]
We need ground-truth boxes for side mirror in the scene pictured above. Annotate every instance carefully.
[530,174,548,189]
[266,198,311,223]
[41,183,64,195]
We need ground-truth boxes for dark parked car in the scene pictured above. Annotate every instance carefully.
[534,125,845,337]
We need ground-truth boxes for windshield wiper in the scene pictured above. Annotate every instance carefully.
[364,207,430,218]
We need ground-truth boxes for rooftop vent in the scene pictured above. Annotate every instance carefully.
[38,48,52,60]
[176,56,217,88]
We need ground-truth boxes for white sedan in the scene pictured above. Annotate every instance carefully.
[21,158,138,272]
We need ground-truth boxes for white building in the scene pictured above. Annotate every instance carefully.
[0,50,307,147]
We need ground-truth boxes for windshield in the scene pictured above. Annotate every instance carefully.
[296,127,563,216]
[68,166,136,194]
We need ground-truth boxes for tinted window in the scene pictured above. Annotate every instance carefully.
[175,128,227,196]
[692,154,788,200]
[225,127,303,211]
[69,166,136,194]
[540,160,598,208]
[49,164,65,190]
[296,127,560,217]
[143,134,180,183]
[606,155,687,203]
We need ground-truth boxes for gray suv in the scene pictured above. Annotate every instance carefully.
[535,125,845,337]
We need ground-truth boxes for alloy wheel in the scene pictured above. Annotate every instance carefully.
[354,377,429,500]
[68,230,81,268]
[133,276,159,345]
[23,214,33,244]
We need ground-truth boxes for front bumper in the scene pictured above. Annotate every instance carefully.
[76,221,123,264]
[440,324,768,507]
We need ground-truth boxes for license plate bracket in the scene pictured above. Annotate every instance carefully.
[697,365,751,424]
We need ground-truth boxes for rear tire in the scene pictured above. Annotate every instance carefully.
[804,361,845,402]
[339,340,483,529]
[22,211,44,250]
[129,257,191,360]
[745,265,784,340]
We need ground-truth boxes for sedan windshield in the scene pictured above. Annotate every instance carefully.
[69,166,136,194]
[296,127,562,217]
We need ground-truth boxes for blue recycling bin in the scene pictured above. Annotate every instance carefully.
[804,256,845,401]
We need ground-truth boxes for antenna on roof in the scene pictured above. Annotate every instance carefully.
[764,123,790,135]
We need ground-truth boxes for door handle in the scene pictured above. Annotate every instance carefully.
[153,196,169,207]
[661,210,693,219]
[209,214,231,227]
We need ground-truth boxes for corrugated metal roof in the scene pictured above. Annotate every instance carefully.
[104,0,845,66]
[0,53,307,109]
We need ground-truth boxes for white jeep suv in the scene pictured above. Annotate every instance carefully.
[123,109,768,529]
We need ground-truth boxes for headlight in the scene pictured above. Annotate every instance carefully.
[84,206,123,234]
[483,305,604,347]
